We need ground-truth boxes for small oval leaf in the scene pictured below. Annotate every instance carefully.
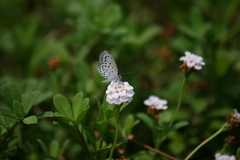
[53,94,73,119]
[23,115,38,124]
[2,83,22,109]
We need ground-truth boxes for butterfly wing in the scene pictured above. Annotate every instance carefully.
[97,50,119,83]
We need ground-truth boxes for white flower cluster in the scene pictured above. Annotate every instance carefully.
[106,81,135,105]
[179,51,205,70]
[144,95,168,110]
[215,153,236,160]
[233,109,240,120]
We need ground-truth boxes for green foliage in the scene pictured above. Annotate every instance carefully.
[23,115,38,125]
[2,83,22,109]
[1,83,40,120]
[0,107,18,120]
[0,83,40,156]
[136,113,154,131]
[237,148,240,159]
[0,0,240,159]
[122,114,140,137]
[22,91,40,114]
[37,138,70,159]
[54,94,73,120]
[53,92,90,125]
[72,92,90,124]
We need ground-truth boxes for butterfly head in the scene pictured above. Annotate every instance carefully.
[101,75,122,83]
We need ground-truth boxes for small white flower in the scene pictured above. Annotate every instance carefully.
[215,153,236,160]
[144,95,168,110]
[233,109,240,119]
[179,51,205,70]
[106,81,134,105]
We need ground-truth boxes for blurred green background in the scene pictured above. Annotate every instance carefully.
[0,0,240,159]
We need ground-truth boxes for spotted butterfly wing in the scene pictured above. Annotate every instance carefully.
[97,50,121,83]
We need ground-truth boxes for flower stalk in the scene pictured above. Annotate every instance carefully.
[168,74,187,130]
[0,119,21,148]
[184,122,229,160]
[74,124,91,160]
[109,106,121,160]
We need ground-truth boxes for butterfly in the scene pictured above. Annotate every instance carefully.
[97,50,122,83]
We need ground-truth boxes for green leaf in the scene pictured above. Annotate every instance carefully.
[2,83,22,109]
[15,15,38,50]
[54,112,67,118]
[198,23,211,39]
[23,115,38,124]
[37,139,49,157]
[106,109,116,121]
[130,151,154,159]
[0,119,8,129]
[53,94,73,119]
[167,131,185,154]
[76,106,90,124]
[1,142,18,153]
[36,111,55,118]
[179,24,196,38]
[135,25,162,46]
[22,91,40,115]
[136,113,154,131]
[189,98,208,114]
[0,107,18,119]
[115,138,128,147]
[122,114,140,137]
[83,126,96,149]
[94,144,111,154]
[215,52,231,77]
[34,91,52,105]
[53,112,73,122]
[33,111,72,122]
[170,121,189,131]
[0,115,16,130]
[74,62,89,85]
[100,4,122,29]
[72,92,89,122]
[95,120,108,135]
[49,140,60,158]
[120,103,129,112]
[171,35,193,52]
[13,100,25,118]
[95,96,103,120]
[97,96,115,121]
[190,8,204,30]
[54,121,76,134]
[237,147,240,159]
[52,112,73,122]
[97,97,108,121]
[58,140,70,157]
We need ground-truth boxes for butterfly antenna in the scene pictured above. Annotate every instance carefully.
[120,72,135,76]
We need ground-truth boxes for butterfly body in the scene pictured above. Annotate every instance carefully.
[97,50,122,83]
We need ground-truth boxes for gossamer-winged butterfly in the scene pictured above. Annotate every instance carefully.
[97,50,122,83]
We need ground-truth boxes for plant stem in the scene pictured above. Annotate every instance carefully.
[96,137,104,160]
[153,119,160,160]
[0,119,20,148]
[74,124,91,160]
[127,137,178,160]
[168,75,187,130]
[220,143,228,154]
[184,123,229,160]
[109,106,121,160]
